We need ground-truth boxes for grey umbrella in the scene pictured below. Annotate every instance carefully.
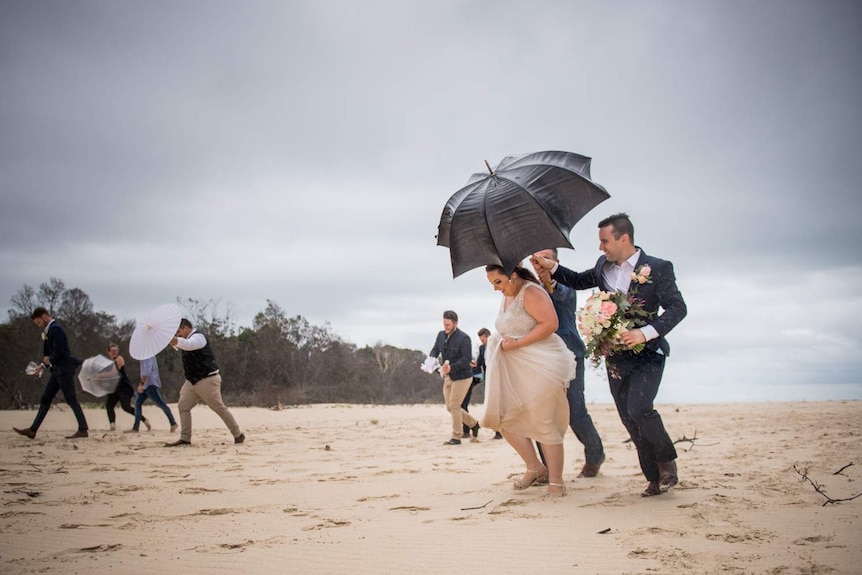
[437,150,610,277]
[78,354,120,397]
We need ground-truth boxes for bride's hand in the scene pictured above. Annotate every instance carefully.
[500,336,520,351]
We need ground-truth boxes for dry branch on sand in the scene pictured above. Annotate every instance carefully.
[793,463,862,506]
[673,430,718,452]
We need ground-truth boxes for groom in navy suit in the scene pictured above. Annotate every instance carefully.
[14,307,89,439]
[533,213,687,496]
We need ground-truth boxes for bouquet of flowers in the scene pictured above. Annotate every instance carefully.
[420,356,448,378]
[577,290,652,369]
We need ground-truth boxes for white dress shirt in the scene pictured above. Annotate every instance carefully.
[603,250,660,344]
[173,330,207,351]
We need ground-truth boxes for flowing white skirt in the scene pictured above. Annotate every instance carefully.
[480,332,575,445]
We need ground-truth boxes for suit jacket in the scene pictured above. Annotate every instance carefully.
[473,344,486,376]
[43,321,82,375]
[429,328,473,380]
[552,248,687,356]
[548,281,586,358]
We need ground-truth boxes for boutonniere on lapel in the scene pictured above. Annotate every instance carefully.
[41,332,47,341]
[631,264,652,285]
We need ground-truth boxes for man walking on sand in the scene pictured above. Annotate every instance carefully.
[533,213,687,497]
[531,248,606,478]
[428,310,479,445]
[14,307,89,440]
[165,318,244,447]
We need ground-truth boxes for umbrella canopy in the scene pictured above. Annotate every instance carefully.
[129,303,182,360]
[437,150,610,277]
[78,354,120,397]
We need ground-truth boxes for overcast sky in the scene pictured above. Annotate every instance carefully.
[2,1,860,404]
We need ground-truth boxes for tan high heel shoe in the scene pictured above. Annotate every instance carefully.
[514,466,548,490]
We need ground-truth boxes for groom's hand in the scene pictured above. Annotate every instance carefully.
[620,329,646,348]
[531,254,554,271]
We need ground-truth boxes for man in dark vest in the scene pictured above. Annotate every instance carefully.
[165,318,245,447]
[14,307,89,439]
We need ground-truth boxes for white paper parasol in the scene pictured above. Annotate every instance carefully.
[78,354,120,397]
[129,303,183,360]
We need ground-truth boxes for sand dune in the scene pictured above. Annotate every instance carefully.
[1,401,860,574]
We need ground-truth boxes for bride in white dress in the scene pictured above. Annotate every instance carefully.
[481,265,576,497]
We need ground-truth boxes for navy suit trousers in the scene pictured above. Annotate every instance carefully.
[32,370,89,432]
[607,350,676,482]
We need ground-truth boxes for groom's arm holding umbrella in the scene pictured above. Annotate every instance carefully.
[531,253,600,291]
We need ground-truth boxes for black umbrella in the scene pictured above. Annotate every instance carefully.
[437,150,610,277]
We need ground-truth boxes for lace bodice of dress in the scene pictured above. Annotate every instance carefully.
[495,283,539,338]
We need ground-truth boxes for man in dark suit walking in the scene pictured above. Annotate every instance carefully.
[14,307,89,439]
[533,213,687,496]
[532,248,606,478]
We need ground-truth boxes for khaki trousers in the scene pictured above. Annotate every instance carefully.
[177,373,242,442]
[443,375,477,439]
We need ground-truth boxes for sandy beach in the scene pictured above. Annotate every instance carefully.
[1,401,860,574]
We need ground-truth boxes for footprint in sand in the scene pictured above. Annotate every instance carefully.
[190,540,256,554]
[301,518,351,530]
[77,543,123,553]
[389,505,430,512]
[180,486,224,494]
[194,508,239,516]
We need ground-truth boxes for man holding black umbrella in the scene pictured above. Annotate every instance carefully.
[533,213,687,497]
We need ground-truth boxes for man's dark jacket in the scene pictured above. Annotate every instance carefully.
[43,321,82,375]
[429,328,473,380]
[553,248,687,356]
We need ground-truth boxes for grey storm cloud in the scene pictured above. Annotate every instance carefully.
[1,0,861,402]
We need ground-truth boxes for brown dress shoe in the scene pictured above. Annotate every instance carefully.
[65,430,88,439]
[641,481,662,497]
[165,439,191,447]
[658,460,679,490]
[14,427,36,439]
[577,455,606,478]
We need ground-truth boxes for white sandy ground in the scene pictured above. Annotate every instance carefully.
[1,401,860,575]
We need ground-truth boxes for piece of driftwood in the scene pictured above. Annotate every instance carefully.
[673,430,718,452]
[793,463,861,506]
[460,499,493,511]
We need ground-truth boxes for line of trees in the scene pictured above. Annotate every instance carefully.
[0,278,453,410]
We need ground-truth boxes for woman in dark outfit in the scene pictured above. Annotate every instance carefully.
[105,343,150,431]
